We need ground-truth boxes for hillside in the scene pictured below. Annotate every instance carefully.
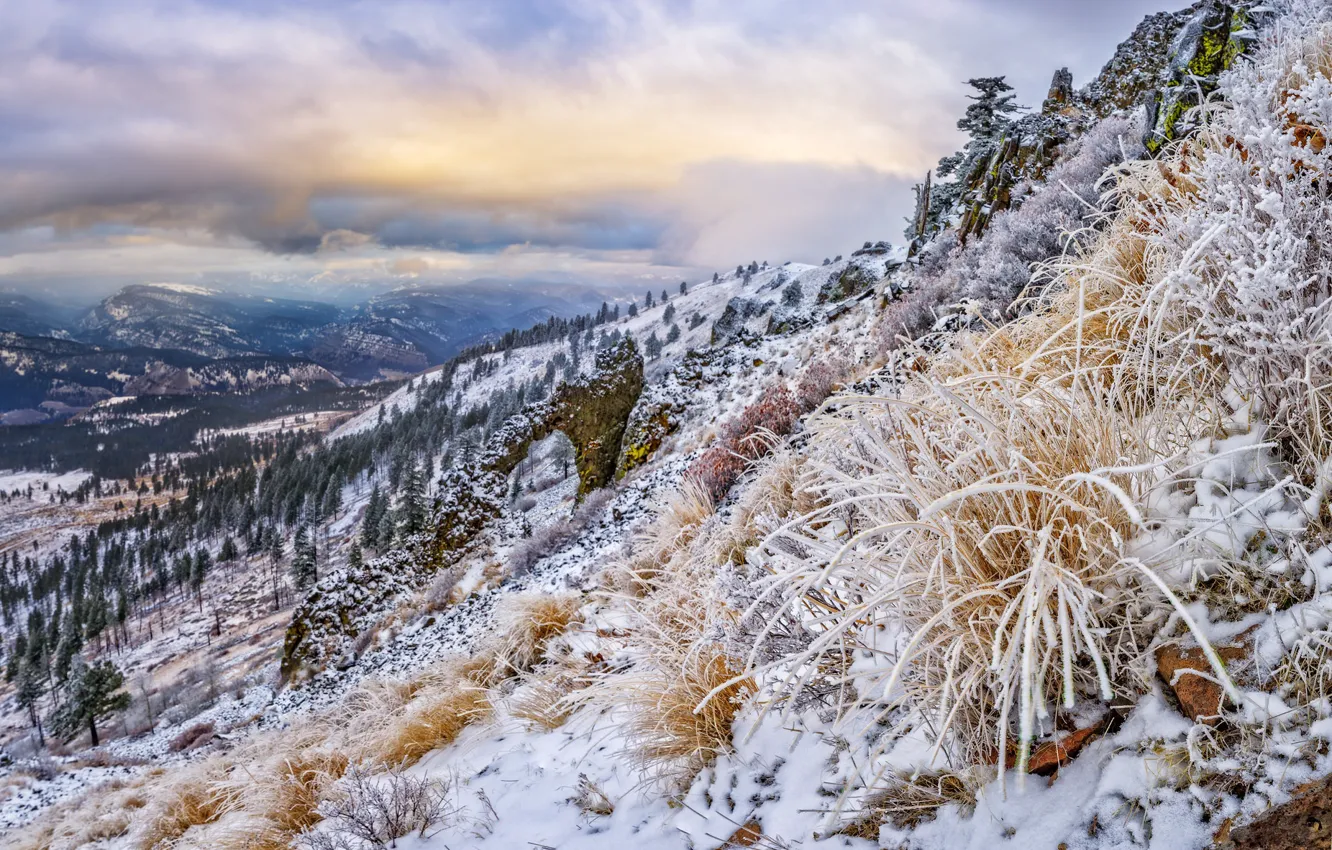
[60,282,631,385]
[7,2,1332,849]
[0,331,343,423]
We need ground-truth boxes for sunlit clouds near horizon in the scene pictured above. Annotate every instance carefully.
[0,0,1174,301]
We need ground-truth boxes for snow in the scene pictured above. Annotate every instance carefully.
[140,283,218,296]
[0,469,92,495]
[13,7,1332,843]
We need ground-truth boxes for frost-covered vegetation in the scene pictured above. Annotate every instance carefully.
[11,2,1332,849]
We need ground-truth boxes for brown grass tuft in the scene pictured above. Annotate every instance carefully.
[621,646,755,785]
[488,592,583,677]
[376,686,492,768]
[507,671,585,731]
[134,764,239,849]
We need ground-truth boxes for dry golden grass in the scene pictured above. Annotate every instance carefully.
[762,368,1195,767]
[836,770,980,837]
[133,762,239,849]
[2,644,515,850]
[233,749,349,849]
[0,776,151,850]
[710,447,813,567]
[376,685,492,768]
[644,476,716,557]
[619,646,754,785]
[507,670,585,731]
[488,592,584,677]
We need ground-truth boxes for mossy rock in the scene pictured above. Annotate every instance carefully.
[818,264,877,303]
[1144,2,1258,156]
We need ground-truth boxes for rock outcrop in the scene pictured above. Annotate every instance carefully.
[1142,1,1264,156]
[280,340,644,679]
[478,339,644,497]
[1214,774,1332,850]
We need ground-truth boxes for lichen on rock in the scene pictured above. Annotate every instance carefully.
[1143,1,1267,155]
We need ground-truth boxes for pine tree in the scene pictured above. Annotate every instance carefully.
[51,657,130,747]
[219,536,238,562]
[54,613,81,684]
[16,659,45,747]
[956,76,1017,145]
[348,541,364,570]
[321,482,342,520]
[291,526,317,590]
[628,302,639,318]
[268,532,285,609]
[361,486,383,551]
[190,548,210,607]
[397,462,428,537]
[376,507,396,551]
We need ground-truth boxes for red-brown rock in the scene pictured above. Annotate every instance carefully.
[1027,723,1104,776]
[724,821,764,847]
[1214,774,1332,849]
[1156,635,1250,724]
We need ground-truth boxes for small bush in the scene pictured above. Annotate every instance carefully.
[794,354,850,412]
[299,766,453,850]
[422,565,464,613]
[507,488,614,577]
[168,722,215,753]
[686,386,801,502]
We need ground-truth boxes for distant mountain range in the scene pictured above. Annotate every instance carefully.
[0,281,623,415]
[0,294,78,338]
[0,331,343,423]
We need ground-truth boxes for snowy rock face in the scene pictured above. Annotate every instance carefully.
[281,340,643,679]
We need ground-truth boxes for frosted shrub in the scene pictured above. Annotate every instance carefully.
[300,767,453,850]
[1097,19,1332,478]
[876,113,1142,359]
[686,386,802,501]
[730,359,1237,775]
[507,488,614,576]
[795,354,851,412]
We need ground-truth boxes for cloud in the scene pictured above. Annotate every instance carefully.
[656,161,918,269]
[319,229,375,253]
[0,0,1176,297]
[388,256,431,275]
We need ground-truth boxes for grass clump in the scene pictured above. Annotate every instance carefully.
[376,686,491,769]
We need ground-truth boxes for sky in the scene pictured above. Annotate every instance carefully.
[0,0,1178,305]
